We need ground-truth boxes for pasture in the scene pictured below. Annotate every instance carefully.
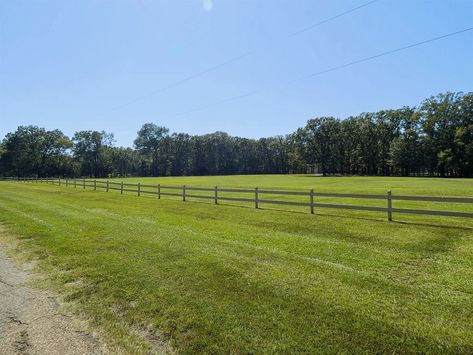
[0,175,473,353]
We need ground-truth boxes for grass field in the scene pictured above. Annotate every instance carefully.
[1,175,473,353]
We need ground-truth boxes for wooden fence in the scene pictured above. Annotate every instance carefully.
[5,177,473,221]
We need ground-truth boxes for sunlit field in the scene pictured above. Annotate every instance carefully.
[0,175,472,353]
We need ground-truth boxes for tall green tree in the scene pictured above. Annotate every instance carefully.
[72,130,114,178]
[0,126,72,177]
[134,124,170,176]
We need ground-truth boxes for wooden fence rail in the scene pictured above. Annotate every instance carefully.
[5,177,473,221]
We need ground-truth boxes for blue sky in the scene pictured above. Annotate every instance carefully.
[1,0,472,146]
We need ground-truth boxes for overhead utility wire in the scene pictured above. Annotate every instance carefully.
[289,0,380,36]
[292,26,473,82]
[110,0,380,111]
[169,26,473,118]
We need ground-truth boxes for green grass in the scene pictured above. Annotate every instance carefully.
[109,174,473,196]
[1,175,473,353]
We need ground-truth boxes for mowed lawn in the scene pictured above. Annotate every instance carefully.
[0,176,473,353]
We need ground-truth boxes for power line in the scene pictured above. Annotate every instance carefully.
[109,0,380,111]
[167,26,473,118]
[293,26,473,82]
[289,0,380,37]
[110,51,254,111]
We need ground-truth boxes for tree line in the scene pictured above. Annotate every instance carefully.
[1,92,472,178]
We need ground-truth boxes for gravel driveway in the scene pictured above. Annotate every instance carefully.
[0,244,106,354]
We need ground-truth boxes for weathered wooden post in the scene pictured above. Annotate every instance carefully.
[83,178,86,189]
[74,179,77,188]
[183,185,186,201]
[158,184,161,199]
[310,189,315,214]
[94,179,97,191]
[387,190,393,221]
[106,180,109,192]
[214,186,218,205]
[137,182,141,196]
[255,187,259,209]
[121,181,124,194]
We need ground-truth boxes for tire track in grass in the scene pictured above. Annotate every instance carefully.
[1,188,471,302]
[0,190,393,264]
[2,185,473,351]
[1,194,470,309]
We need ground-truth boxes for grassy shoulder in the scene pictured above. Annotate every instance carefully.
[0,178,473,353]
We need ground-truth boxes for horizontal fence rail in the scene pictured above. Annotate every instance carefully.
[4,177,473,222]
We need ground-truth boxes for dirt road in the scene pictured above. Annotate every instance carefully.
[0,244,106,354]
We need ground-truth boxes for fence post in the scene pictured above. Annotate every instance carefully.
[121,181,124,194]
[106,180,109,192]
[387,190,393,221]
[214,186,218,205]
[310,189,314,214]
[183,185,186,201]
[66,179,68,187]
[59,178,61,186]
[94,179,97,191]
[74,179,77,188]
[255,187,259,209]
[158,184,161,199]
[83,178,86,189]
[138,182,141,196]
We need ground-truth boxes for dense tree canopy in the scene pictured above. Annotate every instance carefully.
[1,92,472,178]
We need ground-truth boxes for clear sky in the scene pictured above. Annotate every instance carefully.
[1,0,472,147]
